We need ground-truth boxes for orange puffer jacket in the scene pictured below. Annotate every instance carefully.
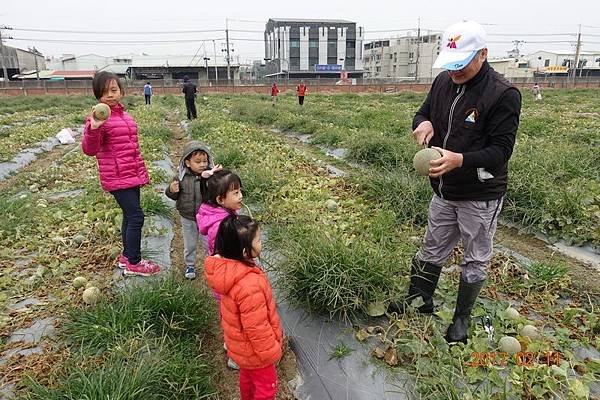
[204,255,283,369]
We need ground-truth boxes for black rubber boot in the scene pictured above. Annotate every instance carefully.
[388,257,442,314]
[445,277,485,344]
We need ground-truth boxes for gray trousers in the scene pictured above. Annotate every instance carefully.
[181,216,206,268]
[416,195,503,283]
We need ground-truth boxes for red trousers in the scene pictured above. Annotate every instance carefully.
[239,364,278,400]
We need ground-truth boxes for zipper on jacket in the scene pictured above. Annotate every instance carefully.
[438,84,465,199]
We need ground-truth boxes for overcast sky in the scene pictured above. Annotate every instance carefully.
[2,0,599,63]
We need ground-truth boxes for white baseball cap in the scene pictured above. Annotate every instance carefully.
[433,20,487,71]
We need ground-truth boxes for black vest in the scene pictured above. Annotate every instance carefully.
[424,62,520,201]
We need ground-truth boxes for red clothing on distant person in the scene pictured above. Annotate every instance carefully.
[271,85,279,96]
[296,84,306,96]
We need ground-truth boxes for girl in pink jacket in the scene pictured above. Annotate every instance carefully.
[82,72,160,277]
[196,170,243,256]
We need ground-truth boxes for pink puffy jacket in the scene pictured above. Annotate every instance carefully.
[82,104,150,192]
[196,203,237,256]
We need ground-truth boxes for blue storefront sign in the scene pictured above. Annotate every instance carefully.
[314,64,342,72]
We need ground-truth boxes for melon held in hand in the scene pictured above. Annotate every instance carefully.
[413,148,442,176]
[93,103,111,121]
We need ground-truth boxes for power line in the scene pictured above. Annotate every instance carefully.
[11,27,224,34]
[9,37,225,44]
[487,33,576,37]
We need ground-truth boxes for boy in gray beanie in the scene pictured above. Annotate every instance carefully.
[166,141,221,279]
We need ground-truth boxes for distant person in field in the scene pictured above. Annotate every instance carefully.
[165,141,222,280]
[388,20,522,345]
[271,82,279,106]
[296,80,307,105]
[204,215,283,399]
[532,83,542,101]
[82,71,161,277]
[182,75,197,119]
[143,81,153,105]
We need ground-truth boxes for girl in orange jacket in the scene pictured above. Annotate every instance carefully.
[204,215,283,400]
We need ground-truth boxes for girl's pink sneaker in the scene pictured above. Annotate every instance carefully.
[123,259,161,277]
[117,254,127,269]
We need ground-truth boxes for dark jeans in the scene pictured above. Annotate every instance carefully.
[298,96,304,105]
[185,97,197,119]
[111,186,144,265]
[145,94,151,105]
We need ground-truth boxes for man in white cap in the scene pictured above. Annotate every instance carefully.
[388,21,522,344]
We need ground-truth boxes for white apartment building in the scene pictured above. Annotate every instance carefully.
[363,32,442,80]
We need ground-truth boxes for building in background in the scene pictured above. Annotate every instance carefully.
[0,45,46,80]
[526,50,600,77]
[128,54,238,83]
[20,53,238,82]
[488,58,531,79]
[264,18,364,79]
[363,31,442,81]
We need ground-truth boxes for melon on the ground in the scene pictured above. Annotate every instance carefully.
[73,235,86,245]
[505,307,520,320]
[413,148,442,176]
[499,336,521,355]
[325,199,338,212]
[520,324,541,340]
[93,103,111,120]
[72,276,87,289]
[82,287,101,305]
[366,301,386,317]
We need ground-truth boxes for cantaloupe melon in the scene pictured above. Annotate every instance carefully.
[505,307,520,320]
[93,103,111,121]
[72,276,87,289]
[82,286,101,304]
[499,336,521,355]
[520,324,541,340]
[413,148,442,176]
[325,199,338,212]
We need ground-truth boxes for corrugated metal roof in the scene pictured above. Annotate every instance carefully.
[12,70,55,79]
[100,64,129,74]
[51,70,96,77]
[130,55,234,68]
[268,18,354,24]
[532,50,599,56]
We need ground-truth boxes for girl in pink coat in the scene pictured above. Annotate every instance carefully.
[196,170,243,257]
[82,72,160,277]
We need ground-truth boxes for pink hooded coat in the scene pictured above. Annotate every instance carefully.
[196,203,237,256]
[81,104,150,192]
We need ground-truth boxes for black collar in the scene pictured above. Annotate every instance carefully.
[465,60,490,88]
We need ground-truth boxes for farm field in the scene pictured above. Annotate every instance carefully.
[0,91,598,400]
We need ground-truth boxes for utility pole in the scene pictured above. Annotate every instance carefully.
[573,24,582,86]
[32,47,40,81]
[511,40,524,58]
[0,26,11,86]
[213,40,219,86]
[225,18,231,84]
[202,42,210,83]
[414,18,421,82]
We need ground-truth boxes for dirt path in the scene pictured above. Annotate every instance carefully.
[164,113,298,400]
